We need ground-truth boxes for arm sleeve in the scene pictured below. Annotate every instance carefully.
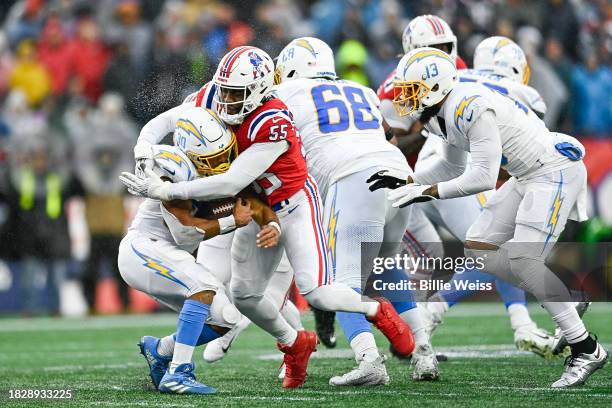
[436,110,501,199]
[134,102,195,157]
[412,142,468,185]
[167,141,289,201]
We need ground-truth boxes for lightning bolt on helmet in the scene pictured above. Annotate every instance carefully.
[274,37,337,84]
[474,36,531,85]
[173,107,238,176]
[393,47,457,117]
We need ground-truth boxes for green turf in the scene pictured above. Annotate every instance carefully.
[1,303,611,407]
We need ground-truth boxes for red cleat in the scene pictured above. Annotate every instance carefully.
[277,330,318,389]
[368,298,414,357]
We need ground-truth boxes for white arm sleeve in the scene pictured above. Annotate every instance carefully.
[436,110,501,199]
[412,142,468,185]
[134,102,195,158]
[167,141,289,201]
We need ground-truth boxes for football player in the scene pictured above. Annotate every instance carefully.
[118,109,281,394]
[369,47,608,388]
[379,23,554,357]
[274,37,435,383]
[120,46,413,389]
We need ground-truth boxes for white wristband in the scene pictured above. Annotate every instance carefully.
[218,215,237,234]
[195,226,206,237]
[267,221,281,236]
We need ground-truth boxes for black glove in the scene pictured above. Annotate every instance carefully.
[366,170,408,192]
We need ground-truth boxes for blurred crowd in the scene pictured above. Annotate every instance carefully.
[0,0,609,315]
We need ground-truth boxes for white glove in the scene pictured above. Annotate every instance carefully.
[134,143,155,178]
[388,183,436,208]
[119,168,172,201]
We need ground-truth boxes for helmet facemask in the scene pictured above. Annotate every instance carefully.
[392,80,430,117]
[186,132,238,176]
[215,84,258,125]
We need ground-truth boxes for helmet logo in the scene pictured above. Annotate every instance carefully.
[293,39,317,58]
[494,38,511,54]
[177,119,207,146]
[248,51,270,79]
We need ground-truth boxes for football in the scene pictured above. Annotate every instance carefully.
[193,197,236,219]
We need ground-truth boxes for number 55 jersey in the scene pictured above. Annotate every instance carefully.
[274,78,408,198]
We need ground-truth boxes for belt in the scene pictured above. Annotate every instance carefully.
[272,199,290,212]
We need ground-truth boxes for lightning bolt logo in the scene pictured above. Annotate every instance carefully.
[494,38,512,54]
[293,38,317,58]
[177,118,207,146]
[131,245,189,289]
[454,95,480,129]
[476,192,487,210]
[155,150,192,180]
[405,49,454,70]
[544,174,564,249]
[326,186,340,278]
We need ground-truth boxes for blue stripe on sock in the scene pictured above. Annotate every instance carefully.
[495,279,527,308]
[337,288,372,343]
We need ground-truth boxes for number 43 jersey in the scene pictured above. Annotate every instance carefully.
[274,78,409,198]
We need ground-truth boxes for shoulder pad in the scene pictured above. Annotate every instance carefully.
[151,145,198,183]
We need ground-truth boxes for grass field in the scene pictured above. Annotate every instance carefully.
[1,303,611,407]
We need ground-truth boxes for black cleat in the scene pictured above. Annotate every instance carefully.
[312,307,336,348]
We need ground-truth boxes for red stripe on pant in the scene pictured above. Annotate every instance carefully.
[302,185,326,287]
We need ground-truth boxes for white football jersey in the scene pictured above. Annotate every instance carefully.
[415,68,548,171]
[274,78,409,197]
[426,81,577,178]
[458,69,546,117]
[128,145,201,251]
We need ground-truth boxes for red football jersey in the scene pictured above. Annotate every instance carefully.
[235,98,308,206]
[377,56,468,102]
[194,84,308,206]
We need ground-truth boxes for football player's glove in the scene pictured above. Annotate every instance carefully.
[388,183,436,208]
[119,169,172,201]
[367,170,408,192]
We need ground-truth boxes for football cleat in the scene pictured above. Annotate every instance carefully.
[329,356,390,386]
[203,317,250,363]
[514,324,555,359]
[312,307,337,348]
[411,343,440,381]
[367,298,414,357]
[138,336,171,390]
[551,302,591,357]
[158,363,217,395]
[551,342,608,388]
[277,330,318,389]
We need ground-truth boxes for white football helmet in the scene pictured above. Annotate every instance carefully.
[473,36,531,84]
[275,37,337,84]
[393,47,457,117]
[402,15,457,60]
[213,46,275,125]
[152,145,198,183]
[173,107,238,176]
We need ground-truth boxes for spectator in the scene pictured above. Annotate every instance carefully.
[336,39,369,85]
[571,53,612,136]
[9,39,51,108]
[70,18,110,103]
[4,132,83,315]
[0,31,15,99]
[37,17,73,97]
[64,93,136,310]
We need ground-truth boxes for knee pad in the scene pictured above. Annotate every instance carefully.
[207,290,242,329]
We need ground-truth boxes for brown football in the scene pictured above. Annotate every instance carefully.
[193,198,236,219]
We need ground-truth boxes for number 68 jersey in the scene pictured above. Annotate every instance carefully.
[274,78,408,197]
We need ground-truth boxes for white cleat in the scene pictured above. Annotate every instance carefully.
[203,317,250,363]
[514,324,555,359]
[411,343,440,381]
[551,342,608,388]
[329,356,390,386]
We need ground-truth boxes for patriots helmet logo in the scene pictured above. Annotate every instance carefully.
[248,51,266,79]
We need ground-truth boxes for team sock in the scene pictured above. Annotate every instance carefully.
[350,332,380,363]
[157,334,175,358]
[507,303,534,331]
[400,307,429,346]
[170,299,210,373]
